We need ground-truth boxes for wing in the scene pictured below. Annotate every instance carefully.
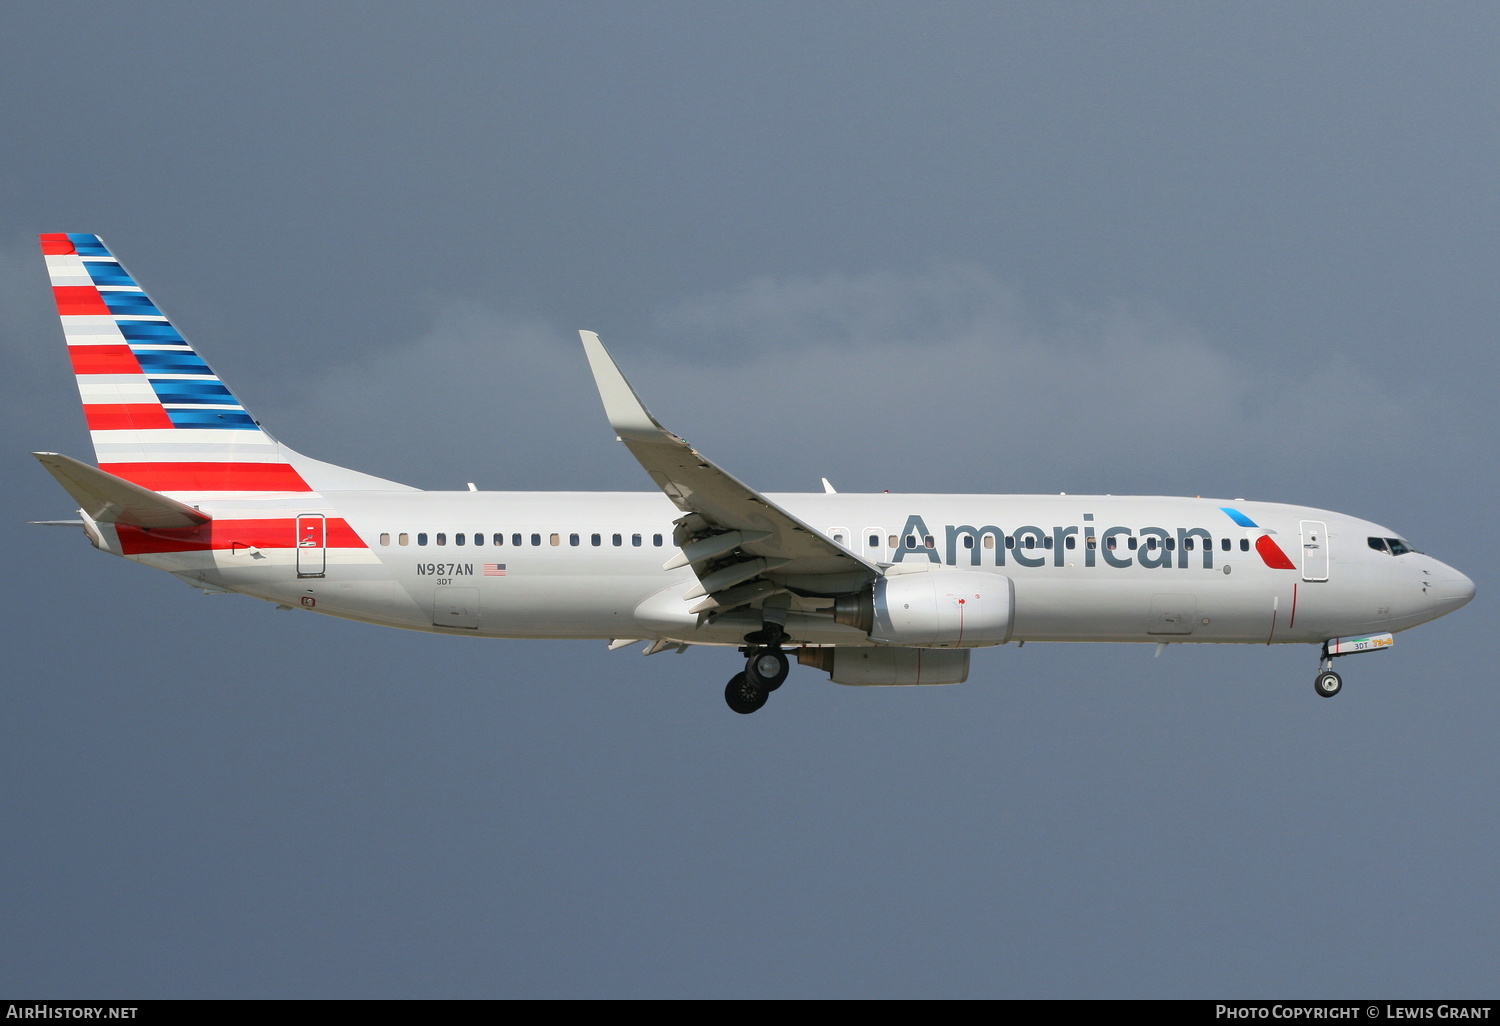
[580,331,878,614]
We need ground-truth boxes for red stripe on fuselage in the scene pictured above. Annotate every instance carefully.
[1255,535,1298,570]
[84,404,175,430]
[69,345,144,375]
[53,285,111,316]
[117,517,368,555]
[99,462,314,492]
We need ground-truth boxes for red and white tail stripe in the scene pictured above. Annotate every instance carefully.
[41,233,314,499]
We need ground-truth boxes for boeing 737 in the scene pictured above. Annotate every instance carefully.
[31,233,1475,713]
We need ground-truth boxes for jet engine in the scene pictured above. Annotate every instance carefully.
[832,567,1014,647]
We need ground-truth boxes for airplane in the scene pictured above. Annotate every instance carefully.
[31,232,1476,713]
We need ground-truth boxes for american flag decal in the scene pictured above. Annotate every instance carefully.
[483,563,507,576]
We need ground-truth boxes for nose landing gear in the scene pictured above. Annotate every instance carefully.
[1312,632,1393,698]
[1314,642,1344,698]
[1314,668,1343,698]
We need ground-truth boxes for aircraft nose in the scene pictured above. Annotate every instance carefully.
[1429,567,1476,615]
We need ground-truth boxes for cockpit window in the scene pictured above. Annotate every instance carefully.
[1368,537,1389,553]
[1387,538,1417,556]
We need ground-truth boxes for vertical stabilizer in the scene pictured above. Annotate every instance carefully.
[39,233,411,497]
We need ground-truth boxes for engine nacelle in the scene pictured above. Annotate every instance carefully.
[833,568,1014,647]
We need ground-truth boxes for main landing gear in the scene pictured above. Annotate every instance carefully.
[724,626,791,714]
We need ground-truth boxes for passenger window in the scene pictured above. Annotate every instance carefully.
[379,533,390,546]
[963,536,975,549]
[613,533,622,546]
[436,533,447,546]
[983,536,995,549]
[531,533,541,546]
[473,532,483,546]
[924,535,934,548]
[653,534,663,546]
[592,533,602,546]
[569,533,580,546]
[398,533,410,546]
[1065,536,1075,550]
[1024,537,1036,549]
[549,533,560,546]
[454,533,465,546]
[1240,539,1250,551]
[889,535,898,548]
[632,533,642,546]
[1044,536,1053,549]
[514,534,523,546]
[1221,538,1231,551]
[418,533,428,546]
[1165,538,1174,551]
[1106,537,1116,550]
[1128,538,1137,550]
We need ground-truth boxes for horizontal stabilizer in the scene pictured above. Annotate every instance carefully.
[33,452,213,528]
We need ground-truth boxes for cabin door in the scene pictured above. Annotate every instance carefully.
[1300,521,1329,581]
[296,514,326,578]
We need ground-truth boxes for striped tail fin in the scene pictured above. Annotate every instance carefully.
[39,233,409,498]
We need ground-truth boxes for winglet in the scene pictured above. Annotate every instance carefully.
[578,331,671,442]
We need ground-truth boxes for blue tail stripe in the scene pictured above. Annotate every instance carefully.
[132,351,213,374]
[165,409,259,429]
[116,321,187,343]
[83,262,138,287]
[67,234,111,256]
[150,383,238,405]
[101,293,164,316]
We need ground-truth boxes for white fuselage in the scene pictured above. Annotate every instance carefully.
[116,489,1474,650]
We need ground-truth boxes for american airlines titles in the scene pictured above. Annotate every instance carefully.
[891,513,1230,570]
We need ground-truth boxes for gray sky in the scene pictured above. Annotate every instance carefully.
[2,2,1496,998]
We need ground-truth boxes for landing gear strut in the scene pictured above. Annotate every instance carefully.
[723,626,791,714]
